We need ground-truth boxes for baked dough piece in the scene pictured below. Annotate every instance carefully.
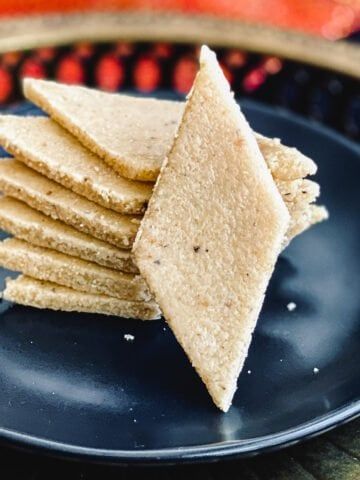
[134,46,290,411]
[0,116,152,214]
[23,77,317,183]
[3,276,160,320]
[255,134,317,180]
[0,238,150,301]
[0,159,139,248]
[0,196,137,273]
[23,78,183,182]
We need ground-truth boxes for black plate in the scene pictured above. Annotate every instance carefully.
[0,100,359,464]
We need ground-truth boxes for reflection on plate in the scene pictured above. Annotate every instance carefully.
[0,99,359,464]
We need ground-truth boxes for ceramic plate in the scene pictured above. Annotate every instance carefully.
[0,99,359,464]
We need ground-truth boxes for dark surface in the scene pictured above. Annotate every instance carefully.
[0,417,359,479]
[0,101,359,464]
[0,418,360,479]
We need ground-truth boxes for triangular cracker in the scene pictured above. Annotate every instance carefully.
[0,116,152,214]
[23,78,183,181]
[0,115,322,242]
[0,238,150,301]
[3,276,160,320]
[0,196,137,273]
[133,46,290,411]
[0,159,139,248]
[0,158,324,260]
[24,78,317,183]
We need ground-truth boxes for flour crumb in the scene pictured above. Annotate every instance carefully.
[287,302,297,312]
[124,334,135,342]
[247,370,251,374]
[313,367,320,374]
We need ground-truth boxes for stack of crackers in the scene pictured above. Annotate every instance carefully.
[0,46,327,411]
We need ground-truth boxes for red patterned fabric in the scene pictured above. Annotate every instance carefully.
[0,0,359,39]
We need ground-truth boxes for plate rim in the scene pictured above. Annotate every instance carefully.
[1,99,359,464]
[0,402,359,464]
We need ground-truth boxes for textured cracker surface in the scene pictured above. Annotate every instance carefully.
[0,116,152,214]
[134,46,290,412]
[0,158,321,250]
[0,192,321,280]
[0,238,151,301]
[3,276,160,320]
[0,115,320,243]
[277,178,319,204]
[0,196,137,273]
[20,79,323,242]
[256,134,317,180]
[0,159,139,248]
[286,204,329,244]
[23,78,317,183]
[278,177,327,243]
[23,78,183,182]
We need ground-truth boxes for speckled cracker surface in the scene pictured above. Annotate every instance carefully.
[3,276,160,320]
[0,116,152,214]
[0,238,151,301]
[0,112,318,242]
[277,178,319,204]
[255,134,317,180]
[0,197,137,273]
[286,204,328,245]
[23,77,316,184]
[276,178,327,245]
[23,78,183,182]
[0,159,139,248]
[133,46,290,412]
